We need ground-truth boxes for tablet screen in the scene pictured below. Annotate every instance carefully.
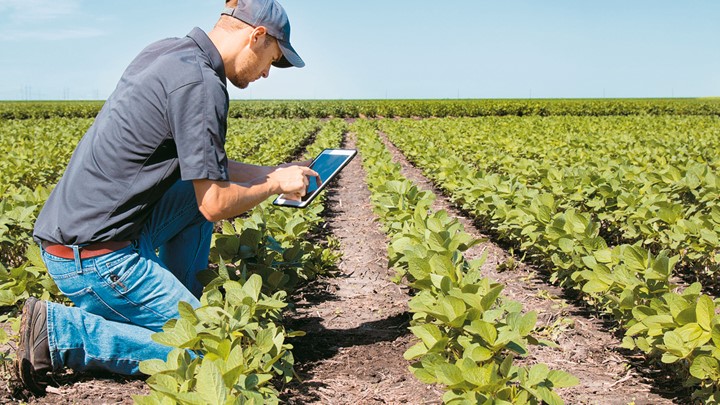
[273,149,357,208]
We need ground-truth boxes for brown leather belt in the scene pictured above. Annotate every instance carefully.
[41,241,131,260]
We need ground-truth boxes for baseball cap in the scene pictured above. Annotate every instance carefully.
[221,0,305,68]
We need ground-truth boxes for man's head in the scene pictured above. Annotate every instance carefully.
[211,0,304,89]
[222,0,303,68]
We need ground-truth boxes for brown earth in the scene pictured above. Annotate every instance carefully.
[0,124,692,404]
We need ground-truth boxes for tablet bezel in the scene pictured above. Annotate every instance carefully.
[272,148,357,208]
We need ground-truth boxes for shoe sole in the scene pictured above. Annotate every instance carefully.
[16,297,46,395]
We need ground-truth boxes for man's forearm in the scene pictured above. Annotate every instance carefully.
[194,177,277,222]
[194,163,318,222]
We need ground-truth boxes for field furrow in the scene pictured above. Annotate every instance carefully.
[282,133,443,404]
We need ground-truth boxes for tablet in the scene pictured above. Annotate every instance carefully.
[273,148,357,208]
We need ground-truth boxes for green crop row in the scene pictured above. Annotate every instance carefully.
[353,120,576,404]
[381,120,720,402]
[379,117,720,283]
[2,98,719,120]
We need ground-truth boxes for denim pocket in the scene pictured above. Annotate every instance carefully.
[95,245,140,291]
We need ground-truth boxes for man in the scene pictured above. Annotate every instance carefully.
[16,0,315,395]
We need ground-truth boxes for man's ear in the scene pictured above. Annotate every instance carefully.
[249,26,268,48]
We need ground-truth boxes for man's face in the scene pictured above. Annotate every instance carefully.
[228,30,283,89]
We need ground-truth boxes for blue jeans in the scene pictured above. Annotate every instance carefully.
[40,180,213,375]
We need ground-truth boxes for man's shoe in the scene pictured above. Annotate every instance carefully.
[16,297,52,395]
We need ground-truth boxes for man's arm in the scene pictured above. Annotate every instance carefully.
[193,164,318,221]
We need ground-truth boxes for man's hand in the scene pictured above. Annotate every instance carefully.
[268,165,320,201]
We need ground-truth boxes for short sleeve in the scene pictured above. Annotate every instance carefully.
[167,80,229,182]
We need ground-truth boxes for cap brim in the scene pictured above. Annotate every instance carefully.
[273,40,304,68]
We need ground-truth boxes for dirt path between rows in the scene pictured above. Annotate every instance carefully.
[280,133,443,404]
[377,130,688,404]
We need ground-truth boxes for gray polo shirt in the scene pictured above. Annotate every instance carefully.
[34,27,229,245]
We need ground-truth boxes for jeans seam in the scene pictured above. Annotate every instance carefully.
[46,303,60,371]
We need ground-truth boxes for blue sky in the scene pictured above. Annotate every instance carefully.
[0,0,718,100]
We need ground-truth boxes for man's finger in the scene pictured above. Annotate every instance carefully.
[301,167,320,178]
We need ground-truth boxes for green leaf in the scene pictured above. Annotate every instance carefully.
[465,320,497,345]
[526,363,549,387]
[178,301,199,325]
[593,248,613,263]
[148,373,179,394]
[0,290,18,306]
[499,354,514,378]
[255,327,276,354]
[480,284,504,311]
[174,392,207,405]
[139,359,168,375]
[430,274,452,293]
[196,360,227,404]
[662,330,686,360]
[436,363,464,387]
[462,364,491,387]
[621,336,636,350]
[410,324,442,348]
[636,337,652,352]
[696,295,715,332]
[407,257,432,281]
[623,245,648,271]
[225,344,245,373]
[690,355,720,380]
[661,353,680,364]
[404,342,428,360]
[152,318,200,348]
[582,279,608,294]
[535,386,564,405]
[518,311,537,336]
[440,296,467,324]
[468,345,494,362]
[547,369,579,388]
[221,221,235,235]
[429,254,456,280]
[241,274,263,302]
[409,364,438,384]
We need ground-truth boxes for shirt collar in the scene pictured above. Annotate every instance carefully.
[187,27,226,82]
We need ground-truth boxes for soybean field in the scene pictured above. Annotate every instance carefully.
[1,98,719,404]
